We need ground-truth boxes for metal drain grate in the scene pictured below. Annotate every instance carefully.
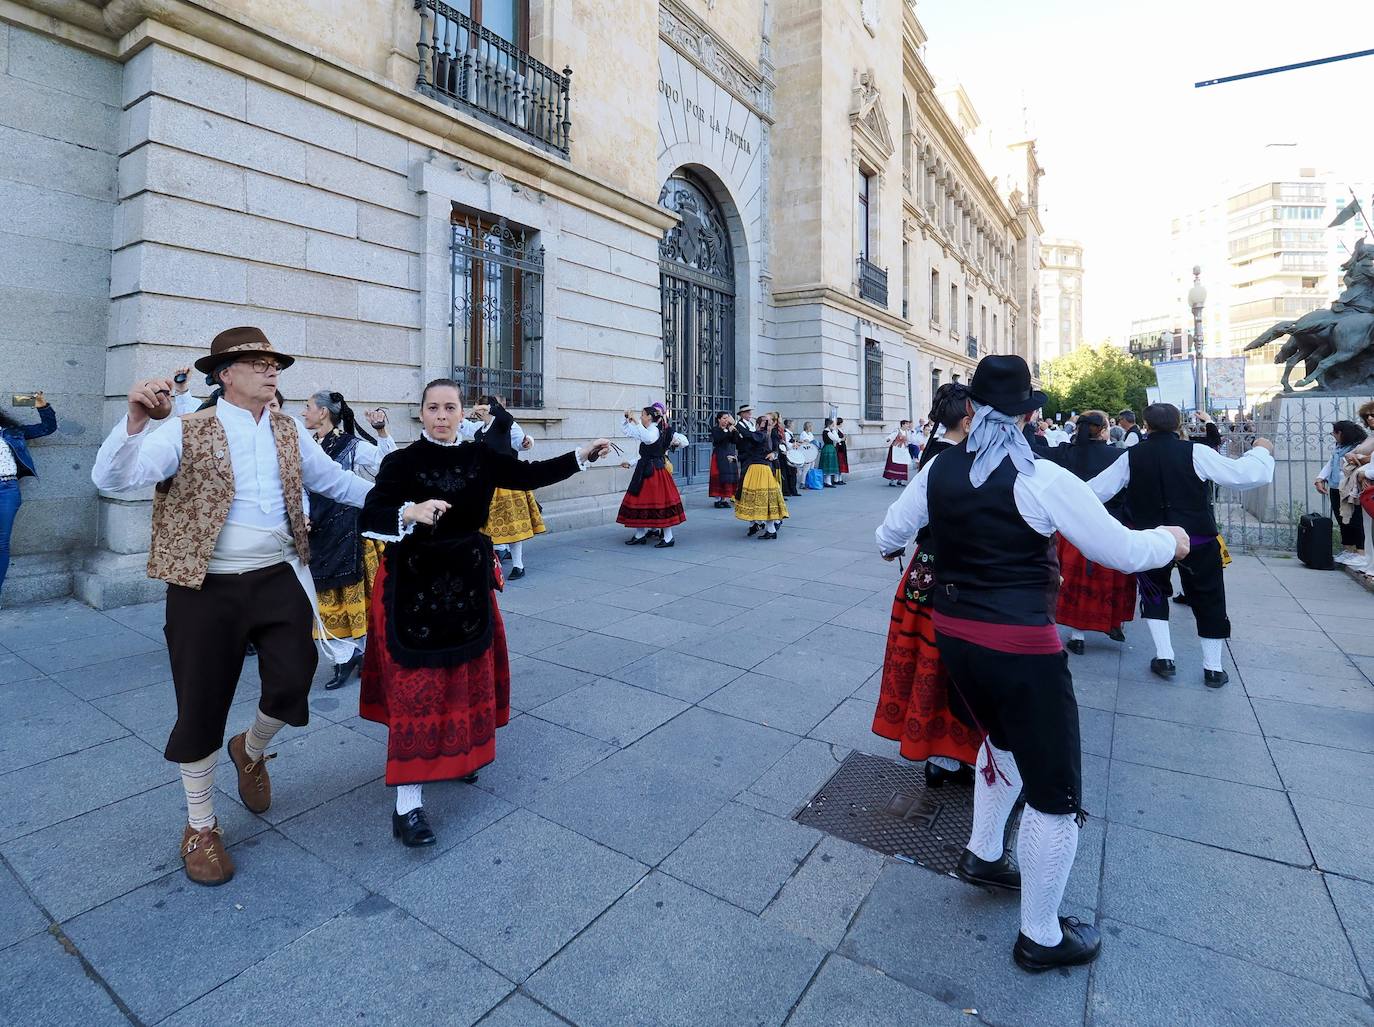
[795,751,1008,876]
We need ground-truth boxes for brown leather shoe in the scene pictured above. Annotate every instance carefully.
[180,822,235,886]
[226,732,275,814]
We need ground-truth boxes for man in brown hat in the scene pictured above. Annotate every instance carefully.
[92,327,375,886]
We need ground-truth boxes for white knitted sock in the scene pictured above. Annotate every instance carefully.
[324,635,355,665]
[634,528,647,540]
[662,527,674,543]
[180,754,217,830]
[395,784,423,815]
[966,743,1023,861]
[509,540,524,569]
[928,755,961,772]
[1069,629,1085,642]
[1146,619,1174,660]
[1200,637,1225,672]
[242,709,286,762]
[1017,806,1079,947]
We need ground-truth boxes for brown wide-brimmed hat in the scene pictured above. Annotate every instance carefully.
[193,326,296,375]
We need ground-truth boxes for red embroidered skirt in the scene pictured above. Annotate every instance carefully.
[708,452,739,498]
[882,445,909,482]
[359,559,511,785]
[616,467,687,528]
[871,550,983,764]
[1055,535,1137,633]
[838,446,850,473]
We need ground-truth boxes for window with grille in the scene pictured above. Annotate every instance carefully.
[864,340,883,421]
[450,208,545,407]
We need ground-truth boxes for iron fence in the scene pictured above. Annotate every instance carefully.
[1211,395,1368,553]
[857,257,888,307]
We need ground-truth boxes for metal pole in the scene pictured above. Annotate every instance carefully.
[1194,305,1204,411]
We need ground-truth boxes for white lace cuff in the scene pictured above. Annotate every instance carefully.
[362,502,417,542]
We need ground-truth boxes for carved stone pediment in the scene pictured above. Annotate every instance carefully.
[850,71,894,165]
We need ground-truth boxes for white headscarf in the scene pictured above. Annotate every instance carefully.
[966,402,1037,488]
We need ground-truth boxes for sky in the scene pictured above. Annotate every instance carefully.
[915,0,1370,343]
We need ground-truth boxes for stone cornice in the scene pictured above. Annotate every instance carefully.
[659,0,773,122]
[915,91,1013,228]
[770,285,909,333]
[4,0,676,235]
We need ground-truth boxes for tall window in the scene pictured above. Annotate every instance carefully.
[931,366,942,403]
[449,0,529,47]
[930,268,941,324]
[901,239,910,320]
[967,295,974,340]
[858,171,873,261]
[993,313,999,352]
[981,305,988,348]
[451,208,544,407]
[864,340,883,420]
[950,284,959,332]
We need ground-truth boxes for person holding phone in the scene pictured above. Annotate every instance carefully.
[0,390,57,597]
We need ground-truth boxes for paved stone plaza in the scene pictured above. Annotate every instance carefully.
[1,483,1372,1026]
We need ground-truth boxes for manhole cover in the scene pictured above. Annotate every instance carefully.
[795,751,1017,876]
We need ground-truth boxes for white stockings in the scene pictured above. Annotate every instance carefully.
[967,743,1023,862]
[1017,806,1079,947]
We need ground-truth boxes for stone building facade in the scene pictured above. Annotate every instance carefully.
[1040,237,1084,362]
[0,0,1045,606]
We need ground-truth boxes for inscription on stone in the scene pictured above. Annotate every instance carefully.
[659,77,752,155]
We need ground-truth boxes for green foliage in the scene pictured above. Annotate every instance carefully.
[1040,345,1157,418]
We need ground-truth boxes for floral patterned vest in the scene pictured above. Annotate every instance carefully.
[147,408,310,588]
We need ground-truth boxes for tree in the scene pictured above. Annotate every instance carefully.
[1041,345,1157,418]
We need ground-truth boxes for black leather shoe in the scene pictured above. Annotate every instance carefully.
[245,643,257,657]
[1107,627,1126,642]
[836,479,847,485]
[955,848,1021,891]
[1150,658,1176,680]
[1204,669,1229,688]
[714,499,729,508]
[761,531,778,540]
[824,483,836,488]
[625,535,649,545]
[498,549,511,562]
[924,761,974,789]
[508,566,526,579]
[391,807,436,847]
[1013,917,1102,972]
[1066,639,1085,655]
[1172,593,1191,606]
[747,523,761,536]
[461,772,479,783]
[325,652,362,691]
[654,538,675,548]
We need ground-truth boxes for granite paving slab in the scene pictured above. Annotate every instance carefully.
[1291,792,1374,883]
[761,834,886,949]
[0,932,128,1026]
[1110,713,1283,788]
[63,831,367,1024]
[160,895,513,1026]
[469,714,616,807]
[1251,698,1374,754]
[0,678,128,774]
[786,953,973,1027]
[0,860,47,951]
[700,669,854,736]
[607,648,743,703]
[527,677,688,746]
[384,809,646,982]
[1268,738,1374,809]
[506,654,600,710]
[525,872,826,1027]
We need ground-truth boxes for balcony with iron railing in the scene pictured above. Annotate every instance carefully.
[857,257,889,308]
[415,0,572,156]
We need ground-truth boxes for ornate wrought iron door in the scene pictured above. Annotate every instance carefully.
[659,173,735,484]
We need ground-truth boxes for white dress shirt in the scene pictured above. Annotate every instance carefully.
[622,420,661,445]
[91,399,372,527]
[1085,440,1274,501]
[875,450,1176,574]
[462,417,528,454]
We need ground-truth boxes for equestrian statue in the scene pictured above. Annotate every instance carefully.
[1245,238,1374,391]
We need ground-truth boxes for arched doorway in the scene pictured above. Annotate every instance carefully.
[658,172,736,484]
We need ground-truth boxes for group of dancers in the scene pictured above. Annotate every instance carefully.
[872,355,1273,972]
[89,325,1275,980]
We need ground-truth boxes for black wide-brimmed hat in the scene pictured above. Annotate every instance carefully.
[968,355,1045,417]
[193,326,296,375]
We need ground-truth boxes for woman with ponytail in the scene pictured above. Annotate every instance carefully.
[302,390,397,689]
[871,382,982,789]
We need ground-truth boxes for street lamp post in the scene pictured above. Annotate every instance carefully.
[1187,265,1207,412]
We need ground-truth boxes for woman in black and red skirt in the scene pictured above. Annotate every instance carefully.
[359,378,611,846]
[1045,410,1135,653]
[708,411,740,509]
[618,406,687,548]
[872,384,983,787]
[835,417,850,482]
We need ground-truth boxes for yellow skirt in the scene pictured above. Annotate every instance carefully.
[483,488,546,544]
[315,538,382,641]
[735,464,789,522]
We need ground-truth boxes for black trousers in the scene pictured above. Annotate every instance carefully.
[164,563,318,762]
[1333,493,1365,548]
[936,633,1083,817]
[782,463,799,496]
[1140,538,1229,639]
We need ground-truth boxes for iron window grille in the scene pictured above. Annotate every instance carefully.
[966,334,979,359]
[450,211,545,408]
[415,0,572,156]
[864,341,884,421]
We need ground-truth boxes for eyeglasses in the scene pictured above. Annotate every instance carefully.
[238,358,285,374]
